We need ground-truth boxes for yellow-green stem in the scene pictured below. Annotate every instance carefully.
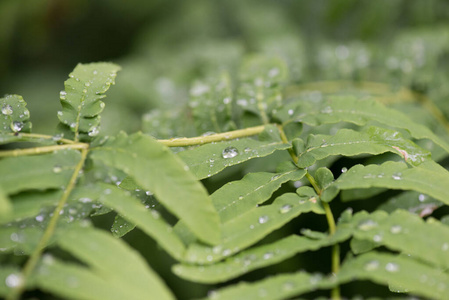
[7,148,88,300]
[278,125,341,300]
[158,125,266,147]
[0,143,88,158]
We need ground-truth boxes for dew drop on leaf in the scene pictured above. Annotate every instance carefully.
[222,249,231,256]
[1,104,13,115]
[442,243,449,251]
[35,215,44,222]
[364,260,379,271]
[282,281,294,291]
[5,273,23,288]
[279,204,292,214]
[385,262,399,272]
[222,146,239,158]
[357,219,378,231]
[392,172,402,180]
[258,215,269,224]
[53,165,62,173]
[60,91,67,100]
[12,121,23,132]
[341,167,348,173]
[418,194,426,202]
[287,109,294,116]
[390,225,402,234]
[373,234,383,242]
[263,252,273,259]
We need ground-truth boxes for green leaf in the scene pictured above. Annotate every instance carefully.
[325,160,449,206]
[378,191,443,217]
[212,169,306,222]
[338,251,449,299]
[0,186,11,218]
[57,63,120,140]
[184,193,324,264]
[296,127,431,168]
[177,126,291,179]
[352,210,449,270]
[237,55,288,124]
[201,271,334,300]
[0,150,81,194]
[275,97,449,154]
[1,190,62,224]
[0,227,43,254]
[189,72,235,133]
[174,224,352,284]
[0,95,31,134]
[89,133,220,245]
[34,225,175,300]
[93,183,185,260]
[111,214,136,238]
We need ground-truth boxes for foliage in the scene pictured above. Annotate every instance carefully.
[2,1,449,299]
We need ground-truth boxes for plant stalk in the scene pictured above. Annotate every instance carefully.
[7,148,88,300]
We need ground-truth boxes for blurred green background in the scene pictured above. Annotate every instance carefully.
[1,0,449,136]
[2,1,449,298]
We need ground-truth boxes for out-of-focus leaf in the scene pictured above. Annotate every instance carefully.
[0,150,81,194]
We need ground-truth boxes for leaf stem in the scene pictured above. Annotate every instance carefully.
[278,124,341,300]
[0,143,88,158]
[7,148,88,300]
[158,125,267,147]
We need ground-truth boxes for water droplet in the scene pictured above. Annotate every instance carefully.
[279,204,292,214]
[208,290,218,299]
[222,249,231,256]
[1,104,13,115]
[12,121,23,132]
[341,167,348,173]
[288,109,294,116]
[35,215,44,222]
[263,252,273,260]
[268,68,280,77]
[10,233,20,242]
[282,281,294,291]
[151,210,160,219]
[99,102,105,109]
[79,197,92,203]
[70,123,76,129]
[222,147,239,159]
[385,262,399,272]
[244,147,251,153]
[223,97,231,104]
[373,234,383,242]
[321,106,333,114]
[442,243,449,251]
[53,165,62,173]
[82,89,88,94]
[5,273,23,288]
[358,219,378,231]
[390,225,402,234]
[88,127,99,137]
[418,194,426,202]
[258,215,269,224]
[392,172,402,180]
[238,196,244,200]
[60,91,67,100]
[206,255,213,261]
[364,260,379,271]
[309,274,323,285]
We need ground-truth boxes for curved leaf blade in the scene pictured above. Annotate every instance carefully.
[184,193,324,264]
[178,126,290,179]
[90,132,220,245]
[0,150,81,195]
[338,251,449,299]
[325,160,449,206]
[297,126,430,168]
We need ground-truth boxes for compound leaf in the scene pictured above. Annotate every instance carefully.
[57,63,120,141]
[89,132,220,245]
